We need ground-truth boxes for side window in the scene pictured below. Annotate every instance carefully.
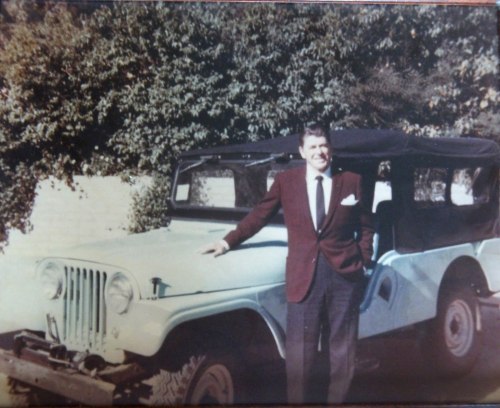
[414,168,447,207]
[452,167,490,206]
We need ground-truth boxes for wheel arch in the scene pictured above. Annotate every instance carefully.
[440,256,489,298]
[150,307,285,371]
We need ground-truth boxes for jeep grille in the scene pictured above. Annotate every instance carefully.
[63,265,108,351]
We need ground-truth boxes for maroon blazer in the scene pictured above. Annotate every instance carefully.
[224,165,374,303]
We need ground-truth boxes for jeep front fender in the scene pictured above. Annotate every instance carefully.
[106,284,286,359]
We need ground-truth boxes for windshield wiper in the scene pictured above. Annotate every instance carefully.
[179,155,219,173]
[245,153,288,167]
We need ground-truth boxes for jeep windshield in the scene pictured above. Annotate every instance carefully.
[171,157,302,221]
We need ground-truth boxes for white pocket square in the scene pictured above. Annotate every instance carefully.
[341,194,358,206]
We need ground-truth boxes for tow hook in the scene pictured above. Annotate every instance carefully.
[73,352,106,377]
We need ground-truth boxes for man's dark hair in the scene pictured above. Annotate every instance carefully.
[299,123,330,146]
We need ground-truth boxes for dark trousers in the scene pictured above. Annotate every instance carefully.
[285,253,363,404]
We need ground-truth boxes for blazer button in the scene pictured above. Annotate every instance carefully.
[312,257,316,263]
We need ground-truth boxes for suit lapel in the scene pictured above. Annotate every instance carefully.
[297,166,317,234]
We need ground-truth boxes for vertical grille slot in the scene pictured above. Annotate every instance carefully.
[63,266,107,350]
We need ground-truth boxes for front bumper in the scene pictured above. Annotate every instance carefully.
[0,331,146,405]
[0,348,115,405]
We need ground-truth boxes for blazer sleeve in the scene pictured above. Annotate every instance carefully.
[224,172,282,249]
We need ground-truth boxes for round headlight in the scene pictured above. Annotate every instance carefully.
[39,261,64,300]
[106,273,133,314]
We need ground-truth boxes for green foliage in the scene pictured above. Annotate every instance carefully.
[0,2,498,243]
[343,6,499,134]
[128,175,171,234]
[219,5,361,139]
[0,162,37,242]
[345,66,427,127]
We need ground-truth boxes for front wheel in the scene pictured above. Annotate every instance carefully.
[144,353,242,405]
[186,356,235,404]
[421,284,482,377]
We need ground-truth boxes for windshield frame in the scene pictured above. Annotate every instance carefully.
[168,157,304,223]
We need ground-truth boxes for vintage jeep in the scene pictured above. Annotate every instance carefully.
[1,129,500,405]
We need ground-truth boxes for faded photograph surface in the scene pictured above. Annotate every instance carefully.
[0,1,499,406]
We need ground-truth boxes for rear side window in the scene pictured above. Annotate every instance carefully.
[413,167,492,208]
[414,168,447,207]
[451,168,491,206]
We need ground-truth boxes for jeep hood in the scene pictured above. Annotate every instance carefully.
[51,219,287,298]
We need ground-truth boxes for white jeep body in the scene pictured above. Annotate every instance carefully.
[1,129,500,405]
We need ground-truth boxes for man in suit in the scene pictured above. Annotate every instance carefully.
[202,124,374,404]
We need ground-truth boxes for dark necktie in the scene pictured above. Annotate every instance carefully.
[316,175,325,231]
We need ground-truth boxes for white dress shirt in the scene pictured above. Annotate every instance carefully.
[305,164,332,230]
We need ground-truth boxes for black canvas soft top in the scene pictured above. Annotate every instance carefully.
[180,129,500,167]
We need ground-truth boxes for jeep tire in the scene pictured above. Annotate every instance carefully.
[422,284,481,377]
[144,353,242,405]
[186,354,238,404]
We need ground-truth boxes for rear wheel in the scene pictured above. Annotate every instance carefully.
[421,284,481,377]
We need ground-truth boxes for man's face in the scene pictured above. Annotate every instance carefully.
[299,135,332,173]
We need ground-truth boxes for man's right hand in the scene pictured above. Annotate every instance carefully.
[199,241,229,257]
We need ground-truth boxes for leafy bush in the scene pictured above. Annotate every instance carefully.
[0,2,498,244]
